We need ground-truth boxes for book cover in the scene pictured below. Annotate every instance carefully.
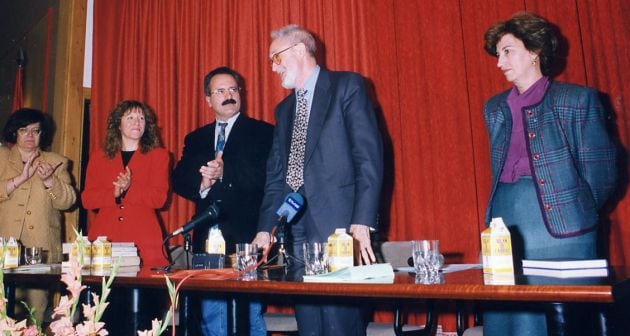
[521,258,607,270]
[522,267,608,278]
[302,263,394,283]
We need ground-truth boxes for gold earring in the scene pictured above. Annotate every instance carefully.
[531,57,538,65]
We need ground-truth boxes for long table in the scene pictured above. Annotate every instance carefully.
[3,265,630,335]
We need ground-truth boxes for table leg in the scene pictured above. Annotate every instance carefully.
[597,309,608,336]
[545,302,570,336]
[395,300,436,336]
[130,288,140,332]
[229,295,249,336]
[5,282,15,316]
[178,291,193,336]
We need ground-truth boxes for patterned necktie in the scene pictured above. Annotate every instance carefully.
[216,122,227,153]
[286,89,308,192]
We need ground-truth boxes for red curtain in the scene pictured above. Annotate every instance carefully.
[12,65,23,112]
[91,0,630,329]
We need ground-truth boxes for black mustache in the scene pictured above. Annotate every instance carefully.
[222,99,237,106]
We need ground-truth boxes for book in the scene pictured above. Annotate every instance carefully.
[302,263,394,283]
[61,255,141,268]
[112,255,141,267]
[523,267,608,278]
[112,250,138,257]
[521,259,608,270]
[91,265,140,276]
[62,241,137,254]
[9,264,53,273]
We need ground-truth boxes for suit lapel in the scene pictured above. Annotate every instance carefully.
[8,146,23,173]
[304,69,332,165]
[279,98,295,167]
[223,114,244,155]
[207,121,217,157]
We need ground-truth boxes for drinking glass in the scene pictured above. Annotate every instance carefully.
[412,240,443,276]
[303,242,328,275]
[24,247,43,265]
[236,243,258,280]
[415,272,444,284]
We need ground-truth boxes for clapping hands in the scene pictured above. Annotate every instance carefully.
[199,151,224,191]
[113,166,132,198]
[16,151,61,189]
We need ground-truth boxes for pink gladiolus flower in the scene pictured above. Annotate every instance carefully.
[22,325,40,336]
[49,316,76,336]
[52,296,73,318]
[136,318,161,336]
[65,281,86,300]
[82,303,97,320]
[76,320,108,336]
[0,317,27,334]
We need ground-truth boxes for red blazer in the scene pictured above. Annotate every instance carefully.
[82,148,169,267]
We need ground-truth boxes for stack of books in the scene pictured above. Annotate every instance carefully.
[111,242,141,275]
[111,242,141,267]
[521,258,608,278]
[62,241,141,275]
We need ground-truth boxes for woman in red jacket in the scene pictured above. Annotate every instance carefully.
[82,100,169,267]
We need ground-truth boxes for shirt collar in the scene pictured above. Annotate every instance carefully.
[215,112,240,140]
[296,65,320,109]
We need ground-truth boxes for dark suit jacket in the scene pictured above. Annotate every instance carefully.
[258,69,383,241]
[172,114,273,253]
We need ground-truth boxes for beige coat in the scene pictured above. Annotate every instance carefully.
[0,146,76,263]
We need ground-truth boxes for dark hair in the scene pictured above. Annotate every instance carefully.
[484,12,559,76]
[203,66,243,96]
[2,108,53,148]
[103,100,161,158]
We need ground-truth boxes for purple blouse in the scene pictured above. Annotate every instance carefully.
[500,76,550,183]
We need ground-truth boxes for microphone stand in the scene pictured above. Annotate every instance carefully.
[274,216,303,272]
[157,230,193,273]
[180,231,193,336]
[276,217,288,268]
[183,232,192,270]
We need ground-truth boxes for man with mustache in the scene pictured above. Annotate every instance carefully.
[172,66,273,335]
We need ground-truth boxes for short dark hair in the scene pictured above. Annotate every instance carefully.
[203,66,243,96]
[2,108,53,148]
[484,12,559,76]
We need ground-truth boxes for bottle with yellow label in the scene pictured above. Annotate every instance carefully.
[206,225,225,268]
[3,237,20,269]
[327,228,354,271]
[71,236,92,268]
[481,217,515,284]
[91,236,112,268]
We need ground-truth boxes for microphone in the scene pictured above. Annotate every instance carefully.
[275,192,305,223]
[169,203,220,237]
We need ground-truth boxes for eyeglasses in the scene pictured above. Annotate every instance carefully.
[210,87,241,96]
[17,127,41,136]
[270,44,299,65]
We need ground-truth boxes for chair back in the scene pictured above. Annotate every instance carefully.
[380,241,413,268]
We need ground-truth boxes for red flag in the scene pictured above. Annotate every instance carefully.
[12,65,23,112]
